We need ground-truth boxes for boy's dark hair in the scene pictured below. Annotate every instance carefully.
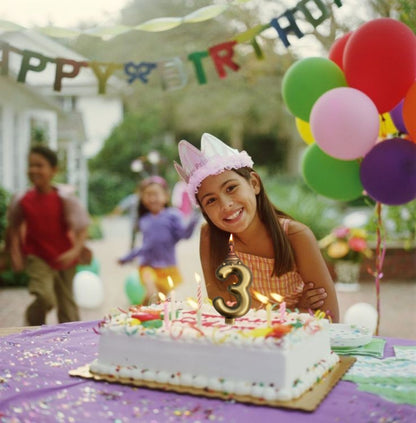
[30,145,58,167]
[201,167,296,279]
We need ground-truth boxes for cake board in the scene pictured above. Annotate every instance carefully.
[69,356,355,412]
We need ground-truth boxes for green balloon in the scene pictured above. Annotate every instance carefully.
[282,57,347,122]
[302,143,364,201]
[124,272,146,305]
[76,257,100,275]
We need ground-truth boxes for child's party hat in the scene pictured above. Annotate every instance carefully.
[174,133,253,204]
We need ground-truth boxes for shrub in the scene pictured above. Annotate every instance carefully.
[365,200,416,246]
[0,186,10,245]
[261,173,343,239]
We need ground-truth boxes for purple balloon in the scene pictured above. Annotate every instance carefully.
[360,138,416,205]
[389,99,408,134]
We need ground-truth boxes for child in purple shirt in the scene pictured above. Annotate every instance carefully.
[118,176,199,302]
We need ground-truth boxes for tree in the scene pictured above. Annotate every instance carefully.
[67,0,412,214]
[88,109,181,213]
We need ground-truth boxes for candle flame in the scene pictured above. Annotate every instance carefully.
[167,276,174,289]
[252,290,269,305]
[229,233,233,243]
[270,292,284,303]
[186,297,198,309]
[158,292,166,301]
[194,272,201,284]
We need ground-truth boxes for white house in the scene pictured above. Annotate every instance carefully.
[0,29,125,207]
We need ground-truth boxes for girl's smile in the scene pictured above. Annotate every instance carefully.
[197,170,261,235]
[141,183,168,214]
[223,207,243,223]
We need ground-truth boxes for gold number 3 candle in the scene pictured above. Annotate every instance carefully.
[213,234,253,324]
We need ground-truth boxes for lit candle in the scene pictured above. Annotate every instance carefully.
[253,290,271,327]
[167,276,175,321]
[186,297,201,328]
[159,292,169,328]
[270,292,286,322]
[213,234,253,325]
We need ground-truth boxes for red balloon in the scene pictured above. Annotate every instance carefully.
[344,18,416,113]
[328,32,352,70]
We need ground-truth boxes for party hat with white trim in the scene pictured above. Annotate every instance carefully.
[174,133,253,204]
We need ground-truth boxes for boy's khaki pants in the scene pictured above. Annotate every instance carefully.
[25,255,80,325]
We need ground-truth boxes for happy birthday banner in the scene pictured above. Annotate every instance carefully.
[0,0,252,38]
[0,0,343,95]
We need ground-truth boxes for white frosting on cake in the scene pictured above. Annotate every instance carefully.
[91,303,339,401]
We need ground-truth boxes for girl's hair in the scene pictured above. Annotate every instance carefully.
[30,145,58,167]
[200,167,296,278]
[138,176,170,218]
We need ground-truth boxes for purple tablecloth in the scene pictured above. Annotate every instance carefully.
[0,321,415,422]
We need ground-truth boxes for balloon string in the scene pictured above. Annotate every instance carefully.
[380,114,387,139]
[369,202,386,335]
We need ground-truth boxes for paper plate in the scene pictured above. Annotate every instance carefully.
[329,323,372,348]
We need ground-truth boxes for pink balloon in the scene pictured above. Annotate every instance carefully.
[310,87,380,160]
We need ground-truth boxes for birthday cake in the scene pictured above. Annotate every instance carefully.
[90,303,339,402]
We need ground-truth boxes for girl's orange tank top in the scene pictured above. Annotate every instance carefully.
[236,219,305,309]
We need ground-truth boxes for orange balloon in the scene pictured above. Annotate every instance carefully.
[403,81,416,143]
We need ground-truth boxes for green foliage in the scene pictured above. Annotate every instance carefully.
[365,200,416,245]
[0,186,10,245]
[88,170,130,216]
[244,131,289,169]
[0,270,29,287]
[89,111,164,176]
[397,0,416,32]
[72,0,413,218]
[261,173,343,239]
[88,110,179,214]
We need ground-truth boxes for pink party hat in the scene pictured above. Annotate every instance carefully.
[174,133,253,204]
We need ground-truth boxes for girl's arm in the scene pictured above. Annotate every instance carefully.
[118,246,144,264]
[288,220,340,323]
[171,209,200,240]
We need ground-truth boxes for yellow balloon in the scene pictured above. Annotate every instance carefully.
[379,113,398,137]
[295,117,315,145]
